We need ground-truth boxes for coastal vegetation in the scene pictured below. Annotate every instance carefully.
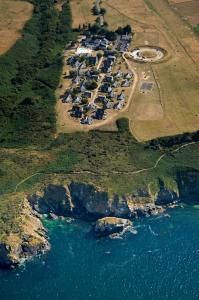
[193,24,199,35]
[0,117,199,243]
[0,118,198,197]
[0,0,76,146]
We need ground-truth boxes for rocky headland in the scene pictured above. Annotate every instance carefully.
[0,198,49,268]
[95,217,133,237]
[0,170,198,268]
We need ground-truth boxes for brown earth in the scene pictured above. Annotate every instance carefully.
[101,0,199,140]
[0,0,33,55]
[168,0,199,26]
[70,0,96,29]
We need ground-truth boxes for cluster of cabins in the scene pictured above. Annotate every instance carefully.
[116,35,131,52]
[60,33,133,125]
[96,71,133,110]
[82,36,111,51]
[81,34,131,53]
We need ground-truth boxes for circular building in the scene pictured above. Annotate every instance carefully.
[131,46,167,63]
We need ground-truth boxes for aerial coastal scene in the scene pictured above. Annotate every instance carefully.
[0,0,199,299]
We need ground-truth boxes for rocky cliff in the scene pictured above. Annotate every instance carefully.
[28,182,179,219]
[0,198,49,268]
[1,170,198,268]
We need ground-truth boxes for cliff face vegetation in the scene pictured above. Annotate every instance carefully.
[0,0,76,146]
[1,170,198,268]
[0,195,49,268]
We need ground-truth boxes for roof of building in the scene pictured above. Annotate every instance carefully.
[76,47,92,55]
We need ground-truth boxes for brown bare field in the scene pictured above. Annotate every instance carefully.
[70,0,96,29]
[0,0,33,55]
[100,0,199,140]
[168,0,199,26]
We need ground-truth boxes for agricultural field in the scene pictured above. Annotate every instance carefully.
[70,0,96,28]
[0,0,33,55]
[98,0,199,140]
[168,0,199,27]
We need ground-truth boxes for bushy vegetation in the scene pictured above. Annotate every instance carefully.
[0,118,159,195]
[85,23,133,40]
[0,0,76,146]
[193,24,199,35]
[0,194,22,241]
[148,131,199,150]
[0,118,199,239]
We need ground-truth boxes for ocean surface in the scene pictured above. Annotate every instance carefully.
[1,206,199,300]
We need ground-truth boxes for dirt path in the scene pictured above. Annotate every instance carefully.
[122,53,139,111]
[14,142,197,192]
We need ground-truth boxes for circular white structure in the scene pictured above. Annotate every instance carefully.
[131,46,166,63]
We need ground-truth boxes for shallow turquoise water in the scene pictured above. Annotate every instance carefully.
[1,206,199,300]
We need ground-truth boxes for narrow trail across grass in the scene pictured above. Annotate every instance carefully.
[14,141,197,192]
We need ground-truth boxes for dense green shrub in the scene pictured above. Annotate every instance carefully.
[0,0,76,146]
[148,131,199,150]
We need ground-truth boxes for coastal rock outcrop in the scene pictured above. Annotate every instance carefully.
[28,184,73,216]
[69,182,131,217]
[177,170,199,203]
[0,198,50,268]
[29,183,178,220]
[95,217,133,237]
[0,177,187,268]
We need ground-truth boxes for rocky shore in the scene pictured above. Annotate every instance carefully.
[95,217,133,237]
[1,170,198,268]
[0,198,49,268]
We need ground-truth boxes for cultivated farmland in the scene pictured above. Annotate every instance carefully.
[168,0,199,27]
[97,0,199,140]
[70,0,96,28]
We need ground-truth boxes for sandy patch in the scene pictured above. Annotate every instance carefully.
[169,0,193,4]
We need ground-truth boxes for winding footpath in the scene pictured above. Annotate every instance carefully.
[14,141,197,192]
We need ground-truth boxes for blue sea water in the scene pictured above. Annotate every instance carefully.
[1,206,199,300]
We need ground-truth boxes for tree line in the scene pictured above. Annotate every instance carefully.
[0,0,76,146]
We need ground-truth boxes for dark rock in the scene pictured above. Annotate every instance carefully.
[94,217,132,237]
[155,189,179,205]
[49,213,58,220]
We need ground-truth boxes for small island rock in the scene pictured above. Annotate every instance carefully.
[94,217,132,237]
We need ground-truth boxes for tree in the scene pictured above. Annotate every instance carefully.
[89,24,100,34]
[97,52,103,59]
[116,26,124,35]
[123,25,132,34]
[101,8,106,15]
[85,80,98,90]
[105,31,117,41]
[115,25,133,35]
[92,5,100,15]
